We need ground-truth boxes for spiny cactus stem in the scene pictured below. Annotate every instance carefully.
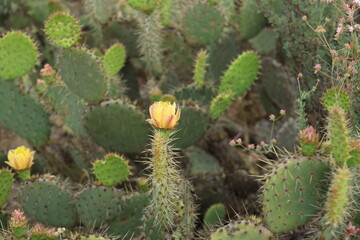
[147,128,181,231]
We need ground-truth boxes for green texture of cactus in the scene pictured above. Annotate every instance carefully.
[210,218,274,239]
[45,12,81,48]
[0,31,38,80]
[20,179,78,227]
[323,167,352,228]
[84,100,150,153]
[328,106,351,167]
[262,156,330,232]
[75,186,121,228]
[193,50,208,88]
[0,169,13,207]
[238,0,267,40]
[204,203,226,227]
[85,0,118,24]
[0,81,50,146]
[174,86,215,106]
[219,51,259,98]
[57,47,107,103]
[103,43,126,77]
[323,87,351,112]
[93,153,131,186]
[126,0,160,14]
[173,107,211,149]
[209,92,234,119]
[182,2,225,46]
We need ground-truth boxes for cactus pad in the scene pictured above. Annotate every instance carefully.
[323,87,351,112]
[174,86,215,106]
[0,31,38,80]
[210,218,274,240]
[0,81,50,145]
[20,180,77,227]
[93,153,131,186]
[126,0,159,14]
[209,92,234,119]
[107,193,149,239]
[219,51,259,97]
[75,186,122,228]
[57,47,107,103]
[262,156,331,233]
[85,101,150,153]
[45,12,81,48]
[193,50,208,88]
[182,3,225,46]
[0,169,13,207]
[173,107,211,149]
[238,0,267,40]
[85,0,118,24]
[204,203,226,227]
[103,43,126,77]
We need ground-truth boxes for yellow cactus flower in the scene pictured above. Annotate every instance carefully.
[6,146,35,170]
[146,101,181,130]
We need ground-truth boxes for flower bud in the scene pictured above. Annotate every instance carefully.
[146,101,181,130]
[299,126,320,156]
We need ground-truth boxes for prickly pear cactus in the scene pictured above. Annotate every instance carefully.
[182,2,225,46]
[0,169,13,207]
[210,218,274,239]
[0,81,50,145]
[57,47,107,103]
[209,92,234,119]
[45,11,81,48]
[323,87,351,112]
[126,0,160,14]
[103,43,126,78]
[262,156,331,233]
[0,31,38,80]
[203,203,226,227]
[238,0,267,40]
[20,179,78,227]
[219,51,259,98]
[173,107,211,149]
[84,100,150,153]
[75,186,122,228]
[173,86,215,106]
[85,0,119,24]
[93,153,131,186]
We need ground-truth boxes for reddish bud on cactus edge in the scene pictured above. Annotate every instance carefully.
[299,126,319,156]
[299,126,319,144]
[10,209,27,228]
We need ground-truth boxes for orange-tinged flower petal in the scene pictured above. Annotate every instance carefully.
[146,101,181,129]
[6,146,35,170]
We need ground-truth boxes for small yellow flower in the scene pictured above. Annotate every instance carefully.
[146,101,181,130]
[6,146,35,170]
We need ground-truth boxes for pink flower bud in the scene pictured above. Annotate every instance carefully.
[299,126,319,144]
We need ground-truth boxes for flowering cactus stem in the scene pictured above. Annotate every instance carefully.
[146,128,181,231]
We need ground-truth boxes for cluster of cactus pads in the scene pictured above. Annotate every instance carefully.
[1,0,360,239]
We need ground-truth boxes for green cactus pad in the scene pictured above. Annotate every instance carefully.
[193,50,208,88]
[126,0,159,14]
[75,186,122,228]
[85,100,150,153]
[324,167,352,227]
[0,81,50,145]
[0,169,13,207]
[262,156,331,233]
[80,235,111,240]
[238,0,267,40]
[93,153,131,186]
[85,0,118,24]
[182,3,225,46]
[323,87,351,112]
[108,193,149,239]
[210,218,274,239]
[174,86,215,106]
[173,107,211,149]
[209,92,235,119]
[103,43,126,77]
[46,84,87,137]
[328,106,351,167]
[57,47,107,103]
[249,28,277,54]
[20,180,77,227]
[45,12,81,48]
[204,203,226,227]
[219,51,259,97]
[0,31,38,80]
